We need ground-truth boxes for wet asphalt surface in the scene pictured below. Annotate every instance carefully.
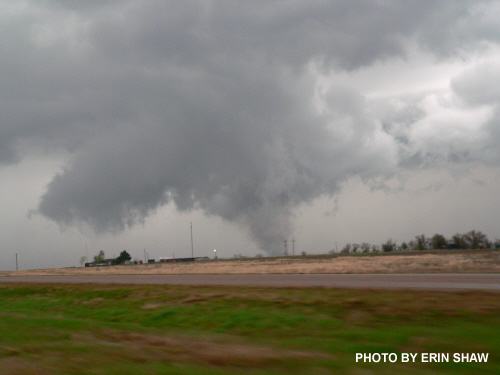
[0,273,498,291]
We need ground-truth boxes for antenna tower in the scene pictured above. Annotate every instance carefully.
[190,221,194,258]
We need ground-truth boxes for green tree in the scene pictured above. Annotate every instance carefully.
[382,239,395,252]
[115,250,132,264]
[93,250,105,264]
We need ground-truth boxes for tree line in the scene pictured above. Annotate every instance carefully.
[336,230,499,253]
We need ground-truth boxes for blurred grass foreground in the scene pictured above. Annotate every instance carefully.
[0,283,498,374]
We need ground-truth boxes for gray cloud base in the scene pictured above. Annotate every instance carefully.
[1,1,498,253]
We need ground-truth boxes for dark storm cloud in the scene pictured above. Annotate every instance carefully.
[1,1,499,252]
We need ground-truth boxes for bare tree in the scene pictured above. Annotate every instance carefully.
[341,244,351,253]
[431,234,447,249]
[463,230,490,249]
[452,233,466,249]
[360,243,371,253]
[415,235,427,250]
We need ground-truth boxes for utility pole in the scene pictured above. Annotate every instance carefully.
[292,239,295,256]
[190,221,194,258]
[284,240,288,256]
[15,253,18,271]
[144,249,147,263]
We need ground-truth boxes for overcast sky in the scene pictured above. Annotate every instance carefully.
[1,0,500,270]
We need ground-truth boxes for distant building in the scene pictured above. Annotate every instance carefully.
[84,258,115,267]
[158,257,209,263]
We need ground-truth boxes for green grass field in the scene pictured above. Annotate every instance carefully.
[0,283,497,374]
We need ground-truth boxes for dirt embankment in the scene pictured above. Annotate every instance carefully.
[1,250,499,276]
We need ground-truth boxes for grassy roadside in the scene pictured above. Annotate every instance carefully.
[0,283,498,374]
[2,249,500,276]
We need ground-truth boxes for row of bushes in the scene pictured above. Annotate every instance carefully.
[336,230,499,253]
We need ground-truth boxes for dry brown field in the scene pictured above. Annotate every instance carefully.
[1,250,499,276]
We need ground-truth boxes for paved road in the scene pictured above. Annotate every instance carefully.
[0,273,499,291]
